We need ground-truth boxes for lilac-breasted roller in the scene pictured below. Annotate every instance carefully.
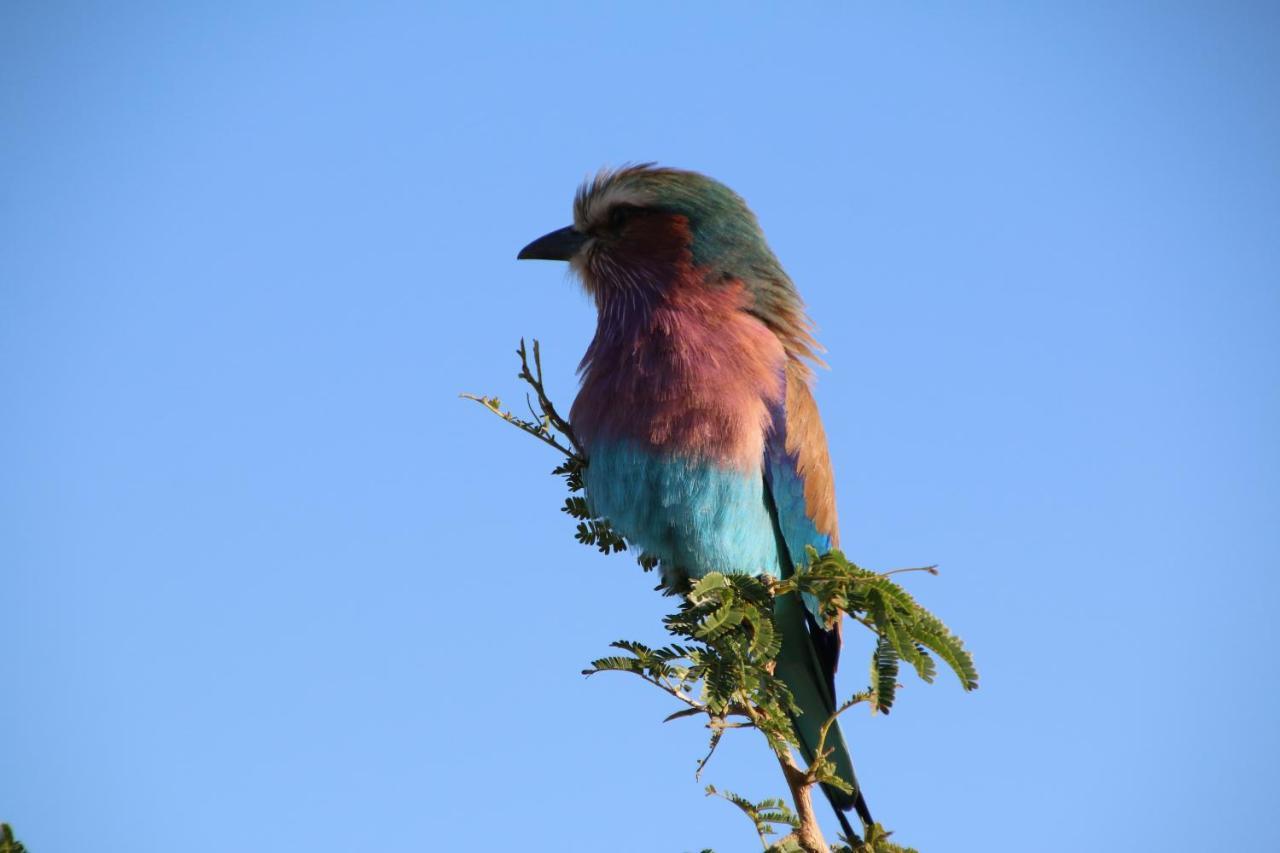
[518,165,871,835]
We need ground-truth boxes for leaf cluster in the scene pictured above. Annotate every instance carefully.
[1,825,27,853]
[832,822,921,853]
[783,547,979,714]
[585,571,804,765]
[705,785,798,849]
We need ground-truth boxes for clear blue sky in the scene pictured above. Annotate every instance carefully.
[3,3,1278,851]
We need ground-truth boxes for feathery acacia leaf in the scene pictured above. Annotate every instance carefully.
[706,785,799,844]
[871,636,900,714]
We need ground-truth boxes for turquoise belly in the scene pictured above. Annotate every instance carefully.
[584,441,780,584]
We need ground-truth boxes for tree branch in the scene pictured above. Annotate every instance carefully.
[517,338,583,456]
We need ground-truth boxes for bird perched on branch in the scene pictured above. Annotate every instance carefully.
[518,165,870,837]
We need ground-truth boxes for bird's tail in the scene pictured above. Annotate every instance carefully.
[773,590,873,839]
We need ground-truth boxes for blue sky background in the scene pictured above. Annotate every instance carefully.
[3,3,1278,851]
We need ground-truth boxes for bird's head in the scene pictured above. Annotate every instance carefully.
[519,164,783,289]
[519,164,820,361]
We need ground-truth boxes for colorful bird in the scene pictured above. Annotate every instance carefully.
[518,165,871,837]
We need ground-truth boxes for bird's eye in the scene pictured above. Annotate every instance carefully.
[608,205,638,230]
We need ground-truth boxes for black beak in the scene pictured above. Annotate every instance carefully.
[517,225,588,261]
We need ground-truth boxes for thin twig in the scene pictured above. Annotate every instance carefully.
[524,392,543,428]
[460,338,584,459]
[695,727,724,780]
[517,338,583,455]
[880,565,939,577]
[458,393,578,457]
[811,692,873,787]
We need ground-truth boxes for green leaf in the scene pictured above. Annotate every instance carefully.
[871,635,899,714]
[562,496,591,519]
[688,572,730,602]
[912,623,979,690]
